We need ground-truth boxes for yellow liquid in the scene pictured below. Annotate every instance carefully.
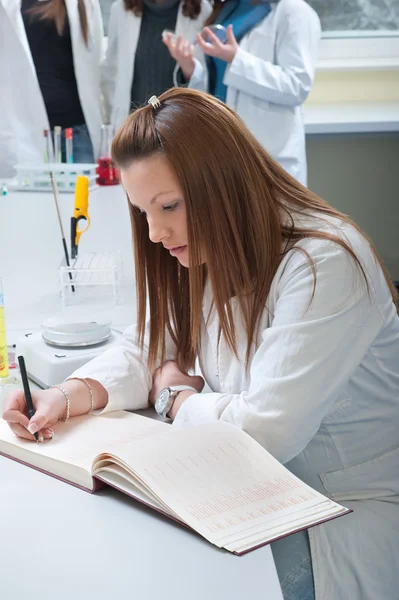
[0,307,9,379]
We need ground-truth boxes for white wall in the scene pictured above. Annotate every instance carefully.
[307,132,399,279]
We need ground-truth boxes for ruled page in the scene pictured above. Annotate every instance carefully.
[0,412,167,489]
[111,421,347,551]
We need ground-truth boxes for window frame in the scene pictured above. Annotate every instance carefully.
[316,31,399,71]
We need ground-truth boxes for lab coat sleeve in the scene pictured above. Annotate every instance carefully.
[190,0,212,91]
[188,58,207,91]
[92,0,106,122]
[100,1,119,124]
[224,4,321,106]
[173,58,207,91]
[174,57,207,91]
[174,238,385,464]
[68,322,177,414]
[173,0,212,92]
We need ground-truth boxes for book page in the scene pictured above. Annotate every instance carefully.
[0,412,168,489]
[108,421,347,552]
[96,467,173,515]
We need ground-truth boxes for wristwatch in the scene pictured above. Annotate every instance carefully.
[154,385,197,419]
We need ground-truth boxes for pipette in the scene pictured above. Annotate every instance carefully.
[162,24,228,46]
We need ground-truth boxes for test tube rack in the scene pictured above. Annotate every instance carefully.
[13,163,98,193]
[59,252,122,307]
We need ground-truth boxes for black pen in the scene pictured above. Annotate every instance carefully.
[17,355,39,441]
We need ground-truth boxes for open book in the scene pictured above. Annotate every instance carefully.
[0,412,350,554]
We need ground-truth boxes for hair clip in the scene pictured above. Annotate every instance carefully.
[148,95,161,110]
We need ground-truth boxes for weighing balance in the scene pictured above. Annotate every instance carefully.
[18,322,122,388]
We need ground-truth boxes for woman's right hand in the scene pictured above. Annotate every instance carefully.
[2,387,67,442]
[162,33,195,82]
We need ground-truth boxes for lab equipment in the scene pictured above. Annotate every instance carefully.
[65,128,74,163]
[54,126,62,163]
[49,170,75,292]
[71,175,90,259]
[13,163,97,192]
[17,326,121,388]
[0,280,9,379]
[42,322,112,348]
[43,129,53,163]
[97,124,118,186]
[59,251,122,307]
[7,345,16,370]
[200,24,228,43]
[162,24,228,45]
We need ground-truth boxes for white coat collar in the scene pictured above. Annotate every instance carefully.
[201,278,220,377]
[64,0,96,29]
[2,0,96,74]
[175,2,189,34]
[201,278,245,390]
[1,0,19,19]
[1,0,96,44]
[2,0,36,74]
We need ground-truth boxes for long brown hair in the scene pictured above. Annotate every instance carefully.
[204,0,230,26]
[111,88,397,372]
[27,0,89,46]
[123,0,202,19]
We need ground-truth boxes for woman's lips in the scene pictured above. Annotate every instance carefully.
[168,245,187,257]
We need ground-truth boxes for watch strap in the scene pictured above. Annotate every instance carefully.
[167,385,198,418]
[155,385,198,419]
[169,385,198,394]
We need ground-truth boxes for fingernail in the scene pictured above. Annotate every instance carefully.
[38,434,44,443]
[43,430,53,440]
[28,423,39,434]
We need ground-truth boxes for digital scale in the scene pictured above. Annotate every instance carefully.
[17,322,122,388]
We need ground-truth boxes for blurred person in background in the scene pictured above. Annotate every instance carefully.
[0,0,104,175]
[101,0,212,131]
[164,0,321,185]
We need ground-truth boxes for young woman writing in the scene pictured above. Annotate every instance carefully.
[4,88,399,600]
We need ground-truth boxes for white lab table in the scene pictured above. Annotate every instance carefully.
[1,185,136,338]
[0,455,283,600]
[0,187,283,600]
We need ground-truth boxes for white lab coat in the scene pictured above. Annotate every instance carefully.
[0,0,104,176]
[71,211,399,599]
[101,0,212,131]
[189,0,321,186]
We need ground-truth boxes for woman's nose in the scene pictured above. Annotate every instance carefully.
[147,217,169,244]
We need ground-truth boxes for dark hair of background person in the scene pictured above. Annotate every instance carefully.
[27,0,89,45]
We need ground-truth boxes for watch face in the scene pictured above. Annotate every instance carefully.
[155,388,170,415]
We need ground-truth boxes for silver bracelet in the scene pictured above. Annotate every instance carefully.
[52,385,71,422]
[80,378,94,414]
[64,378,95,414]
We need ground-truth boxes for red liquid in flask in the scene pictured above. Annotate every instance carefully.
[96,157,119,186]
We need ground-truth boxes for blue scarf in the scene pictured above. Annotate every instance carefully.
[216,0,271,43]
[208,0,271,101]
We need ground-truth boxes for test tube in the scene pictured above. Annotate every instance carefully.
[43,129,52,163]
[54,126,62,163]
[65,128,74,164]
[0,279,9,379]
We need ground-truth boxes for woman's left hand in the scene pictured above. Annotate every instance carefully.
[196,24,238,64]
[162,33,196,81]
[149,361,204,419]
